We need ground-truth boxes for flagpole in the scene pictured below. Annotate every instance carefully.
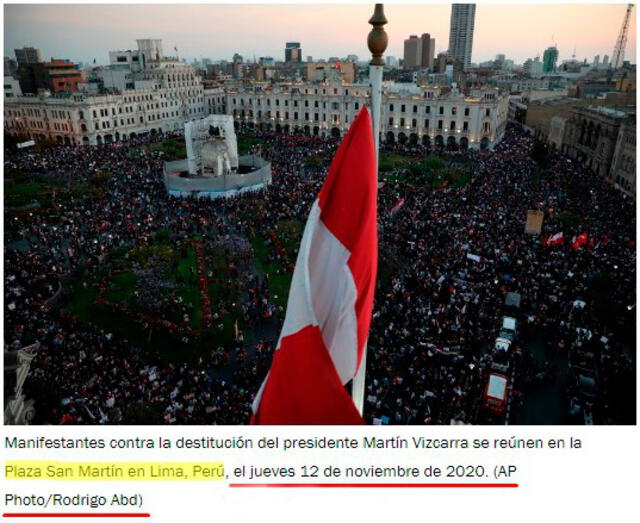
[352,3,388,416]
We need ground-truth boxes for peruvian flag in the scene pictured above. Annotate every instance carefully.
[252,108,377,424]
[571,232,588,250]
[390,198,405,215]
[548,232,564,246]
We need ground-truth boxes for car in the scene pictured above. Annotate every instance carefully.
[482,373,509,416]
[499,316,518,341]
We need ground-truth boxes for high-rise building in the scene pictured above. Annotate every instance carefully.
[4,56,18,77]
[602,54,610,67]
[385,56,399,69]
[542,46,558,72]
[593,55,600,67]
[524,56,543,78]
[448,3,476,70]
[14,46,41,65]
[420,33,435,69]
[285,42,302,63]
[403,35,422,69]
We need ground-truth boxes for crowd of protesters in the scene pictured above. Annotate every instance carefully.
[4,122,635,425]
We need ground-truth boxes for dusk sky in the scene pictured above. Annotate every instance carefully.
[3,3,637,66]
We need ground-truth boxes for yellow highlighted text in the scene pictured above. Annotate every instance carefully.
[5,461,225,481]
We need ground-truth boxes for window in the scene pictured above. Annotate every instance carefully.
[464,107,470,116]
[355,102,359,110]
[389,117,394,126]
[485,108,491,117]
[438,120,443,129]
[424,119,429,129]
[439,107,444,115]
[426,106,431,114]
[400,118,405,127]
[389,104,394,112]
[401,105,406,112]
[412,118,417,128]
[452,107,457,115]
[463,121,468,131]
[451,121,456,130]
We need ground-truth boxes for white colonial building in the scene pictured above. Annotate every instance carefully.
[223,80,509,149]
[4,42,205,145]
[5,44,508,150]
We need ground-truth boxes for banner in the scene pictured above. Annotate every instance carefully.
[525,210,544,235]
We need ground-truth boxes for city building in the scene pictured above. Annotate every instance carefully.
[420,33,435,69]
[3,76,22,99]
[109,49,144,73]
[542,46,559,73]
[307,61,356,83]
[385,56,399,69]
[5,56,18,78]
[610,118,636,195]
[14,46,41,65]
[285,42,302,63]
[18,59,84,94]
[602,54,610,67]
[136,39,164,64]
[5,39,205,145]
[223,79,508,150]
[403,35,422,69]
[562,105,635,184]
[448,3,476,70]
[523,57,543,78]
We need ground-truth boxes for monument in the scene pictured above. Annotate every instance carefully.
[164,115,271,199]
[4,343,38,424]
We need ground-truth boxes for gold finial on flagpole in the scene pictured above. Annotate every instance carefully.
[368,4,388,66]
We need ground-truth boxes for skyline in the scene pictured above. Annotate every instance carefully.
[3,3,637,66]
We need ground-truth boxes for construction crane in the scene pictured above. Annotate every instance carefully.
[611,4,633,70]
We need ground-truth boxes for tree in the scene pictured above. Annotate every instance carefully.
[90,170,113,187]
[530,139,550,167]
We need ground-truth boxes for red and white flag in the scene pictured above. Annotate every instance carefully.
[548,232,564,246]
[252,108,377,424]
[389,198,405,215]
[571,232,588,250]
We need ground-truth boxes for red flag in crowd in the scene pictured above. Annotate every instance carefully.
[547,232,564,246]
[252,107,377,424]
[390,198,405,215]
[571,232,588,250]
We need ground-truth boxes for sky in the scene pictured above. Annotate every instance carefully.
[3,3,637,66]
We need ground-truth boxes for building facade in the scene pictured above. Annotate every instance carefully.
[4,76,22,99]
[448,3,476,70]
[403,36,421,69]
[5,58,205,145]
[610,119,636,195]
[561,106,633,183]
[285,42,302,63]
[420,33,435,69]
[14,46,41,65]
[542,46,558,73]
[224,80,508,150]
